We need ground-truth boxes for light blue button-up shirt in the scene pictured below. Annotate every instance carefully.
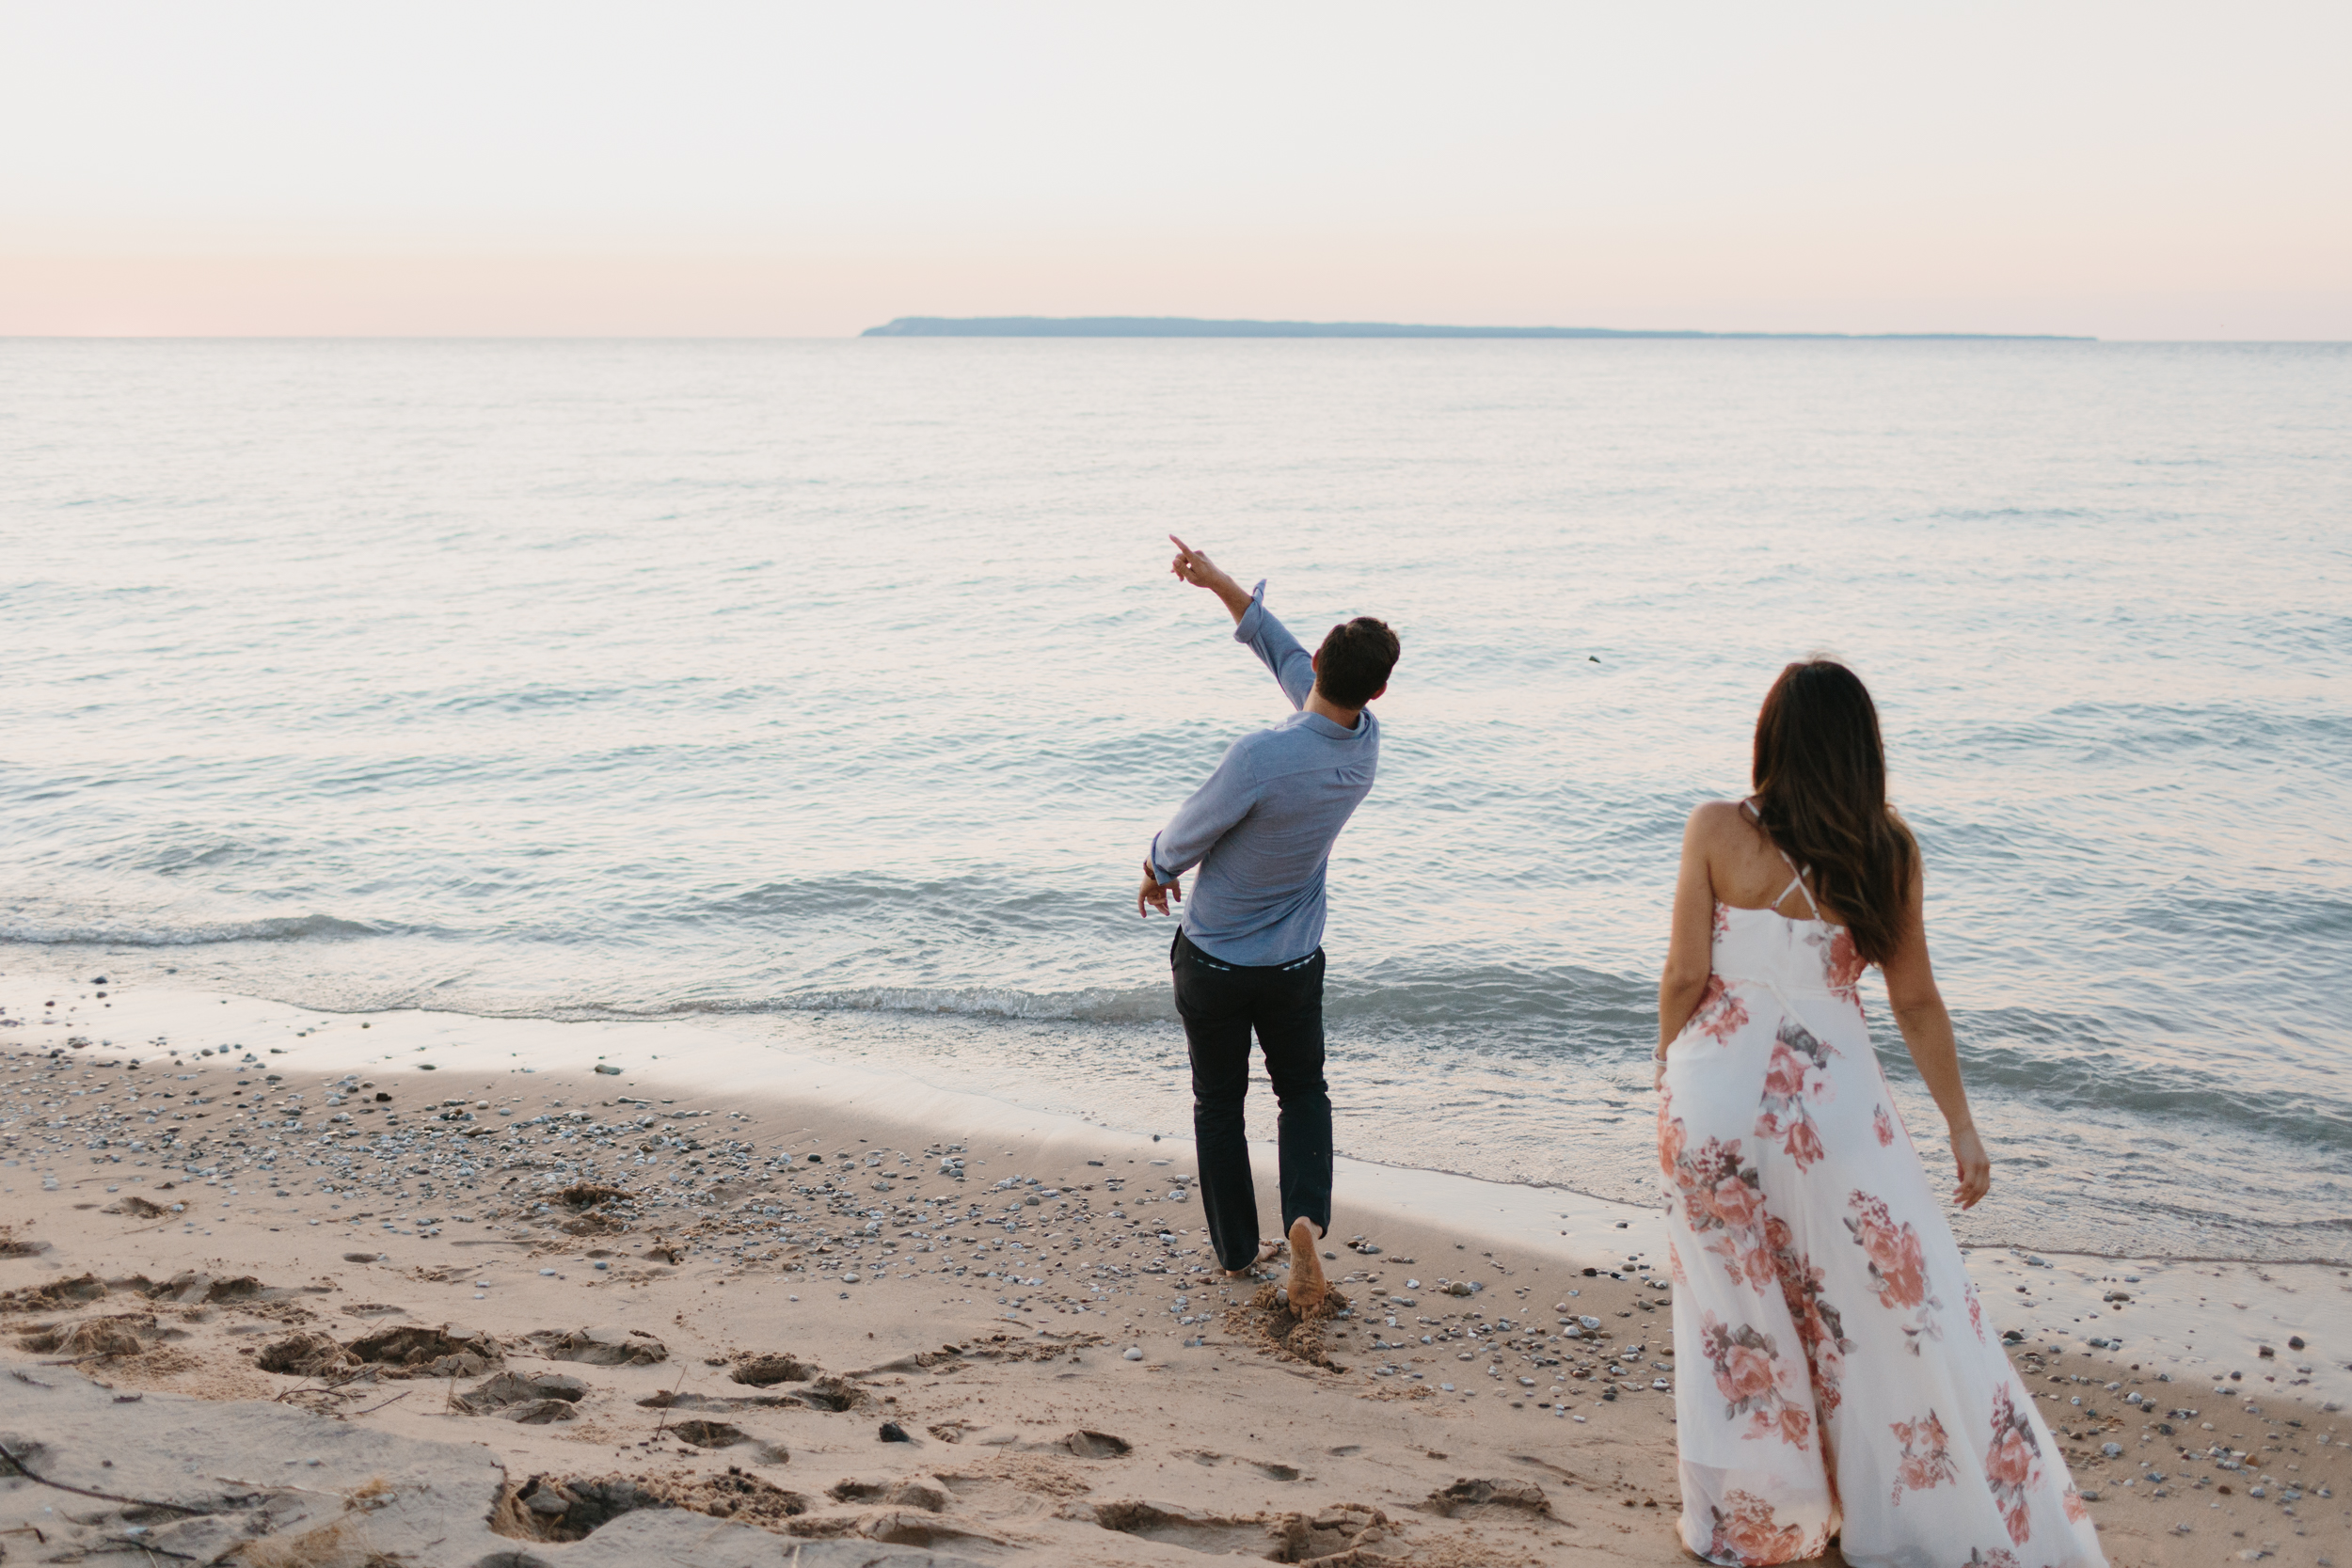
[1148,582,1379,967]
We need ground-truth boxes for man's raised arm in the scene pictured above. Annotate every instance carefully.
[1167,535,1315,709]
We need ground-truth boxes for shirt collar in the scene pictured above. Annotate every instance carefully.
[1296,709,1372,741]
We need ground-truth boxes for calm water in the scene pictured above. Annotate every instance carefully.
[2,338,2346,1260]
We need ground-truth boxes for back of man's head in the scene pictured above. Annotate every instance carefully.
[1314,617,1400,708]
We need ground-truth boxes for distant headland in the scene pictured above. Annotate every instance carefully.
[862,315,2091,341]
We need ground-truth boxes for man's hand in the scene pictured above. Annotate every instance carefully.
[1137,860,1181,919]
[1168,535,1254,624]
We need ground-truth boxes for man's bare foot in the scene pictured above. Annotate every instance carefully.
[1285,1216,1327,1316]
[1223,1239,1282,1279]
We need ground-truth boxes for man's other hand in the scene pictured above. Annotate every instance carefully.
[1168,535,1254,623]
[1137,860,1182,919]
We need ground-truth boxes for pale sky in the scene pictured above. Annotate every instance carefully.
[2,1,2345,338]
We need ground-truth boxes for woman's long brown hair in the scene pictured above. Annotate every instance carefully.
[1750,659,1919,964]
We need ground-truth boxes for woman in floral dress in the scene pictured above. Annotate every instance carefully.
[1654,661,2103,1568]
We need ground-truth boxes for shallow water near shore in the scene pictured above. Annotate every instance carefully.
[2,337,2347,1263]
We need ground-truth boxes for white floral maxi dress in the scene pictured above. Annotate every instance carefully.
[1656,870,2105,1568]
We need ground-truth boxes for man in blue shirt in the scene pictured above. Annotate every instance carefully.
[1137,536,1399,1314]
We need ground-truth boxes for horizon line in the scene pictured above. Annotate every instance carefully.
[9,332,2350,345]
[863,314,2098,341]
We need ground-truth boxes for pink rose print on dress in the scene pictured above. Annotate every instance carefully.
[2062,1484,2090,1524]
[1658,1084,1685,1179]
[1846,1190,1944,1353]
[1984,1386,2043,1544]
[1666,1131,1775,1291]
[1764,1214,1853,1417]
[1754,1019,1836,1171]
[1713,1169,1768,1229]
[1872,1103,1897,1147]
[1701,1313,1813,1449]
[1889,1408,1959,1504]
[1820,927,1866,1003]
[1965,1550,2022,1568]
[1704,1490,1811,1566]
[1689,973,1751,1045]
[1965,1281,1987,1343]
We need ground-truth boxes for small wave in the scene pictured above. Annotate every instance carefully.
[579,959,1659,1036]
[1329,961,1653,1029]
[0,911,386,947]
[1922,505,2102,522]
[673,984,1178,1027]
[1969,699,2352,759]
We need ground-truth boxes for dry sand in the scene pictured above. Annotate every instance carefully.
[1,974,2348,1566]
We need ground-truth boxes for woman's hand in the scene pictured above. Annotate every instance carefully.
[1949,1122,1991,1210]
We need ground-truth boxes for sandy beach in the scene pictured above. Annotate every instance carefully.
[3,968,2347,1566]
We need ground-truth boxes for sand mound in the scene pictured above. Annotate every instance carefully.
[255,1329,358,1377]
[456,1370,589,1419]
[0,1274,107,1313]
[1418,1477,1550,1517]
[495,1468,811,1542]
[345,1323,503,1378]
[556,1182,632,1207]
[18,1313,153,1357]
[730,1352,815,1386]
[524,1325,668,1366]
[1224,1281,1353,1371]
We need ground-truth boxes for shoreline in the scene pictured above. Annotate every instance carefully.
[5,944,2338,1265]
[1,971,2346,1562]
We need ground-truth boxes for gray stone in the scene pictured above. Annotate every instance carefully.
[0,1354,517,1564]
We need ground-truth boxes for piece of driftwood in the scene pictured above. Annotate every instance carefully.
[0,1438,210,1515]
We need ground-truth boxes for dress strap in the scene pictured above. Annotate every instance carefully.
[1773,851,1822,920]
[1745,800,1822,919]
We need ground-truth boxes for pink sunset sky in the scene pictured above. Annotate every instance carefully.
[2,1,2345,340]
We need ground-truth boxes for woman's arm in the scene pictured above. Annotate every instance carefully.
[1657,805,1722,1054]
[1877,859,1992,1209]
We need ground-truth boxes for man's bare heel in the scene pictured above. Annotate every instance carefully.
[1285,1216,1327,1315]
[1224,1239,1282,1279]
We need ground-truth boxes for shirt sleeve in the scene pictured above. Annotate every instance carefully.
[1232,579,1316,710]
[1148,740,1259,884]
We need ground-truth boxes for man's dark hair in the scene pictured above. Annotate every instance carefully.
[1313,617,1400,708]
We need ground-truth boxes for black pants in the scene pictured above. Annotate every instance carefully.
[1170,929,1333,1273]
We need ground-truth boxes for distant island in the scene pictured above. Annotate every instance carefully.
[863,315,2090,341]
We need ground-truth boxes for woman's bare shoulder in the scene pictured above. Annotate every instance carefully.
[1684,798,1752,840]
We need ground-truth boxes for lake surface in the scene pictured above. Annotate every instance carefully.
[3,337,2345,1261]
